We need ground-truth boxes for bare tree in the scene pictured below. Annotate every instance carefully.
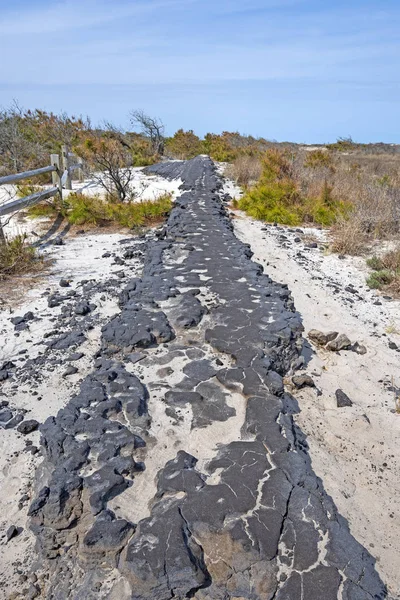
[130,110,165,156]
[0,101,35,174]
[78,132,135,202]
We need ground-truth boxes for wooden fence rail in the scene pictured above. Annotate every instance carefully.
[0,165,56,187]
[0,149,83,241]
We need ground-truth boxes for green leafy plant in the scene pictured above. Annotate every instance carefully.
[366,246,400,295]
[64,192,172,229]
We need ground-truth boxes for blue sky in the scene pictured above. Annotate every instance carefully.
[0,0,399,143]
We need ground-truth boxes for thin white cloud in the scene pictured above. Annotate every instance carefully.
[0,0,192,35]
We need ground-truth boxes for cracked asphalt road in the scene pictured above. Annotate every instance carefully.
[27,156,387,599]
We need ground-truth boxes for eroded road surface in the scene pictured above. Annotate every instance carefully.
[28,157,387,599]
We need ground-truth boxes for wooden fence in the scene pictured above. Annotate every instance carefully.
[0,145,83,242]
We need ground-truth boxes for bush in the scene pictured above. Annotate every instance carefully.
[366,270,395,289]
[304,149,334,170]
[366,255,383,270]
[27,200,62,218]
[238,149,349,226]
[165,129,203,159]
[226,155,263,187]
[330,218,369,255]
[64,192,172,229]
[0,235,43,278]
[16,183,41,198]
[366,246,400,295]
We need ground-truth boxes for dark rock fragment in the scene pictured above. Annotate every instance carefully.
[5,413,24,429]
[17,419,39,434]
[0,408,13,422]
[6,524,21,542]
[351,342,367,355]
[75,301,91,315]
[335,389,353,407]
[83,509,134,556]
[63,365,78,377]
[67,352,84,361]
[292,374,315,388]
[326,333,352,351]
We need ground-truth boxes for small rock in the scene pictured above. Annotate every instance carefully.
[345,285,358,294]
[63,365,78,377]
[292,374,315,388]
[67,352,84,361]
[125,353,146,365]
[265,371,284,395]
[5,413,24,429]
[326,334,352,352]
[306,242,318,249]
[0,408,13,422]
[352,342,367,355]
[27,583,40,599]
[17,419,39,434]
[75,302,91,316]
[59,278,71,287]
[335,389,353,407]
[308,329,338,346]
[6,525,20,542]
[157,367,174,378]
[388,341,398,350]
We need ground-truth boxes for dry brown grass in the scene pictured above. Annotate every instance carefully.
[330,219,369,255]
[289,149,400,252]
[0,235,45,279]
[228,145,400,254]
[225,155,262,187]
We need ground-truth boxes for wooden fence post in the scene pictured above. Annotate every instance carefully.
[61,145,72,190]
[50,154,63,200]
[0,220,6,245]
[76,156,84,182]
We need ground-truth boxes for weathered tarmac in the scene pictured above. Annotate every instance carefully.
[28,157,388,599]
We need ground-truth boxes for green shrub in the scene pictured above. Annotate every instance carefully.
[366,256,383,270]
[366,270,394,289]
[238,149,349,226]
[16,183,41,198]
[366,246,400,295]
[165,129,203,159]
[27,201,62,218]
[304,149,334,170]
[64,192,172,229]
